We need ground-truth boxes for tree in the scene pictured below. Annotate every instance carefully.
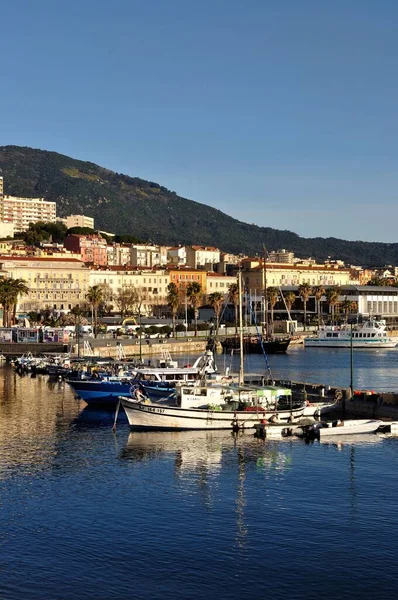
[114,285,137,319]
[325,286,340,325]
[86,285,104,337]
[341,297,354,322]
[298,283,312,331]
[186,281,202,337]
[0,277,29,327]
[167,283,180,337]
[228,282,239,334]
[208,292,224,333]
[313,285,325,328]
[284,291,296,314]
[267,286,279,336]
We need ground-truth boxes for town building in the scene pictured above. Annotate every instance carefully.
[168,267,207,294]
[130,244,168,268]
[60,214,95,230]
[185,245,221,270]
[0,195,57,231]
[106,243,132,267]
[268,249,295,264]
[0,256,90,312]
[64,234,108,266]
[205,273,237,300]
[0,176,3,197]
[167,246,186,266]
[0,222,15,238]
[241,258,357,292]
[89,267,170,315]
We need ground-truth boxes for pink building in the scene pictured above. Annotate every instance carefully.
[64,234,108,266]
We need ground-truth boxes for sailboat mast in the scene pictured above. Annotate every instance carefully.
[238,269,244,386]
[262,247,268,338]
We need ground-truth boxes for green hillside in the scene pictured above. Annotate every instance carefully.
[0,145,396,266]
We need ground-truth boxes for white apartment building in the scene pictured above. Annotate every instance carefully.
[0,176,3,197]
[0,222,15,238]
[268,249,295,264]
[107,244,132,266]
[167,246,186,266]
[1,195,57,231]
[130,244,168,268]
[63,214,95,229]
[185,246,221,269]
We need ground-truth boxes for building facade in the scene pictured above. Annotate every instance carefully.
[63,214,95,229]
[185,246,221,269]
[0,256,90,312]
[0,196,57,231]
[89,267,170,315]
[64,234,108,266]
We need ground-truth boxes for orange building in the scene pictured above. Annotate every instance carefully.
[168,267,207,292]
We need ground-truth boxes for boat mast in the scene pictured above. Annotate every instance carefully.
[262,246,268,338]
[238,268,244,386]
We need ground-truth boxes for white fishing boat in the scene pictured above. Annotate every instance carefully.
[304,318,397,348]
[302,398,340,418]
[118,382,306,430]
[306,419,382,438]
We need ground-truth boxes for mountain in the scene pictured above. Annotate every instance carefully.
[0,144,397,266]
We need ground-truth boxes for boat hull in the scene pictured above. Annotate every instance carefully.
[304,339,396,348]
[66,380,132,405]
[119,398,305,430]
[221,337,290,354]
[319,419,381,437]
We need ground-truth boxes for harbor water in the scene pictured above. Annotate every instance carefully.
[1,346,398,599]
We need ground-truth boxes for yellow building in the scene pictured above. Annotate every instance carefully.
[89,267,170,315]
[241,258,357,292]
[205,272,237,300]
[0,256,90,312]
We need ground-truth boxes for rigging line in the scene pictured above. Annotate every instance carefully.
[248,292,273,382]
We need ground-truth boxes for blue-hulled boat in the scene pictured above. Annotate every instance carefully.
[66,376,134,405]
[66,350,218,406]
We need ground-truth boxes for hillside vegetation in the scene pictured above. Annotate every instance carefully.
[0,145,397,266]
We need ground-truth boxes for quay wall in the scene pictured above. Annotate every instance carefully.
[72,339,208,359]
[0,343,68,357]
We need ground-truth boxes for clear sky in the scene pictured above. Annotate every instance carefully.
[1,0,397,243]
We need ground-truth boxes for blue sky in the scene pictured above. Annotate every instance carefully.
[1,0,398,243]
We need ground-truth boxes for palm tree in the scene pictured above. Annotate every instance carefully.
[208,291,224,333]
[298,283,312,331]
[284,291,296,315]
[0,277,29,327]
[325,286,340,325]
[267,286,279,336]
[313,285,325,328]
[228,282,239,334]
[86,285,104,338]
[341,297,354,322]
[167,283,180,337]
[186,281,202,337]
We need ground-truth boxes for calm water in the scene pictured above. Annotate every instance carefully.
[1,347,398,600]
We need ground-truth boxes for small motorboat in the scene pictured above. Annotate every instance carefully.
[305,419,382,439]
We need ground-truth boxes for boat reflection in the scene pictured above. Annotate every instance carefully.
[319,433,383,450]
[120,430,294,475]
[72,405,127,428]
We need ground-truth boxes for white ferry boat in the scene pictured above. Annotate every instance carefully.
[304,319,397,348]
